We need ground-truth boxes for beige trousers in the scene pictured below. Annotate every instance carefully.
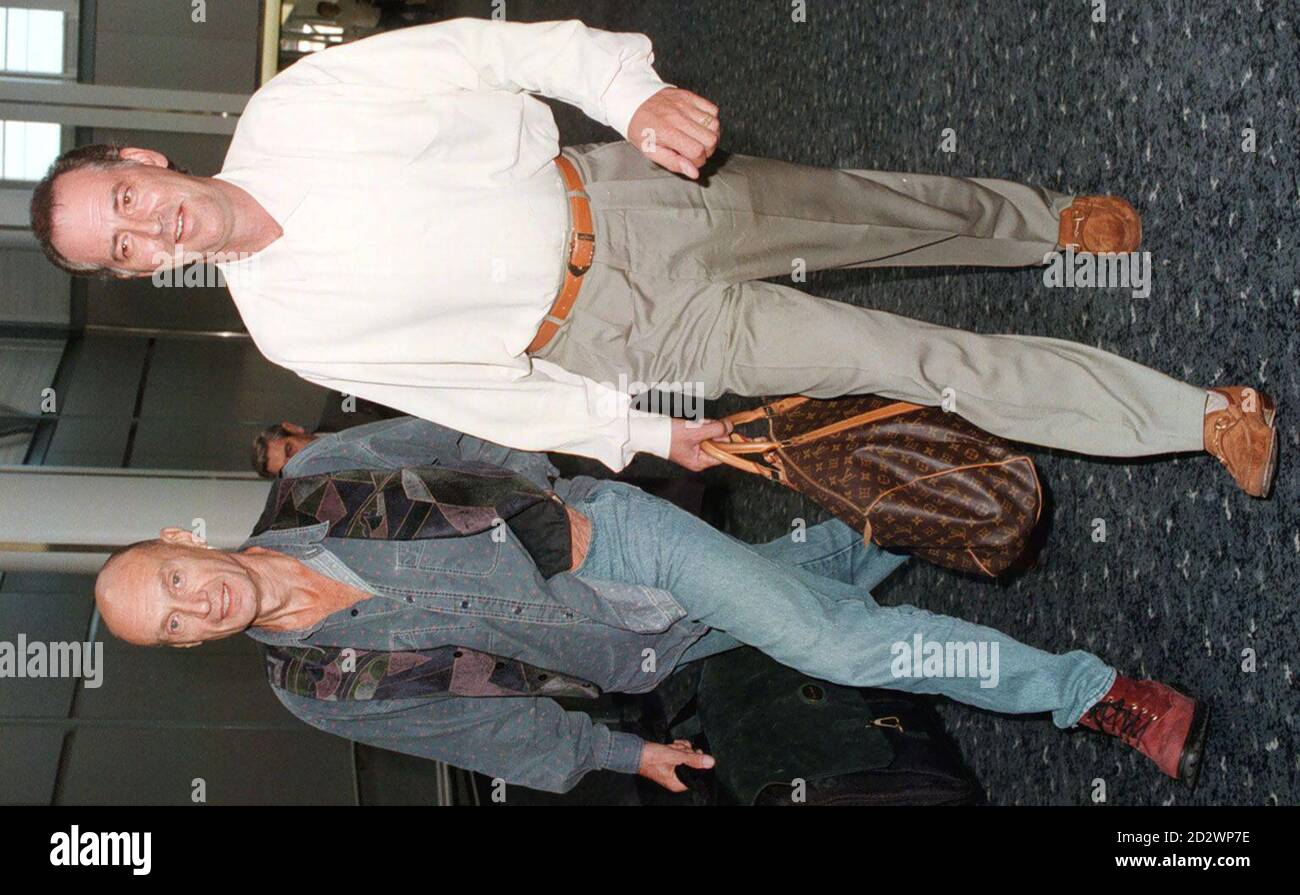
[534,142,1206,456]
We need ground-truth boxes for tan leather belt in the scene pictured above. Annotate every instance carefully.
[526,155,595,355]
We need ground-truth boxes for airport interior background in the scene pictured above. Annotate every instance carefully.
[1,0,1295,805]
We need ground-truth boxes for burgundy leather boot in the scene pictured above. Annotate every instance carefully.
[1078,677,1209,788]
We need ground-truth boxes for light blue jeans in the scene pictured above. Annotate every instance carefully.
[572,481,1115,728]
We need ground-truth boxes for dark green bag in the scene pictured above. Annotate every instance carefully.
[694,647,982,805]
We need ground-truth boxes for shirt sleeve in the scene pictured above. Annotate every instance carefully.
[272,687,645,794]
[299,16,670,139]
[295,359,674,472]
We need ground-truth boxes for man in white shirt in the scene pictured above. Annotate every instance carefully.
[30,17,1276,497]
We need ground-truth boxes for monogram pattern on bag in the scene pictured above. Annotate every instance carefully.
[756,395,1041,577]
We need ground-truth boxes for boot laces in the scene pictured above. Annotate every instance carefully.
[1087,698,1156,746]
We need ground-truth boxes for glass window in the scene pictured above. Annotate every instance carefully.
[0,119,60,180]
[0,6,66,75]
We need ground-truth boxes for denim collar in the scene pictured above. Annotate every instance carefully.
[238,521,329,552]
[242,539,378,646]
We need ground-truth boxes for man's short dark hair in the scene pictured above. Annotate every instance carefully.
[252,423,299,478]
[29,143,190,279]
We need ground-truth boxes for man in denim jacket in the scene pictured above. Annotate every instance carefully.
[92,422,1208,793]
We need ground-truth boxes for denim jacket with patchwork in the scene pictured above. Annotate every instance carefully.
[248,416,702,792]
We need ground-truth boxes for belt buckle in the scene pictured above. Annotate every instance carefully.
[567,231,595,278]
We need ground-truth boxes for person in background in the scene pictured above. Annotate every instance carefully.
[251,390,403,477]
[253,422,314,478]
[374,1,444,30]
[314,1,381,41]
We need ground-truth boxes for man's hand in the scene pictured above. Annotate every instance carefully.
[627,87,721,179]
[668,417,732,471]
[638,739,716,792]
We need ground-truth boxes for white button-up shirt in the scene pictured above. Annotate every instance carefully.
[215,18,673,470]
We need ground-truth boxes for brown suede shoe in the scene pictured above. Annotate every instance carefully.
[1204,386,1279,498]
[1057,196,1142,253]
[1078,677,1209,788]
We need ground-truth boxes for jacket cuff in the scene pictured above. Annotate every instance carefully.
[627,411,673,462]
[597,728,647,776]
[604,67,672,140]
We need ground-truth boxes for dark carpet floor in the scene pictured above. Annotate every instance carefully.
[505,0,1298,805]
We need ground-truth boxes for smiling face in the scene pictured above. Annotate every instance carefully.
[48,149,239,277]
[95,538,264,647]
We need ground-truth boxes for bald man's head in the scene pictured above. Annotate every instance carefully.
[95,531,264,647]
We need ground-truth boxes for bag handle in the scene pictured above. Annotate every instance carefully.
[700,433,786,481]
[779,400,923,447]
[700,398,925,480]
